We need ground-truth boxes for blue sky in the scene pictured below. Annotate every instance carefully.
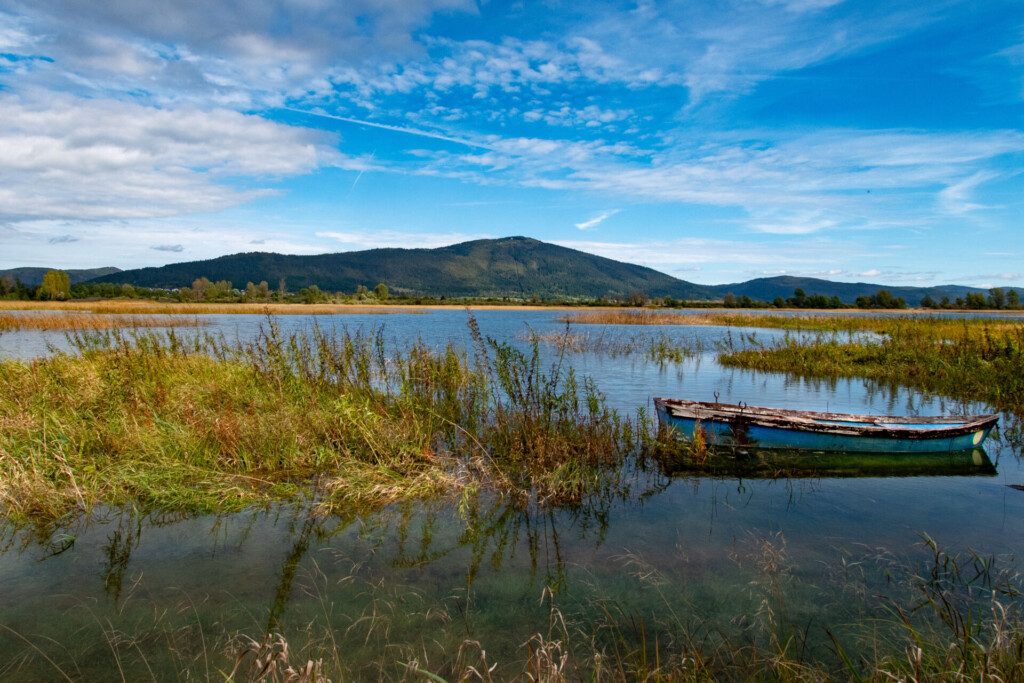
[0,0,1021,286]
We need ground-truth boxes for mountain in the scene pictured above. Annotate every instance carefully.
[92,237,713,300]
[0,266,121,286]
[89,237,1019,305]
[707,276,1001,307]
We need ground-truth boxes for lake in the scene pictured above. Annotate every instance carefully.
[2,308,1022,679]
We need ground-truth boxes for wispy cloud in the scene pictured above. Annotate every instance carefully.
[316,229,492,250]
[938,171,997,215]
[574,209,619,231]
[150,244,183,252]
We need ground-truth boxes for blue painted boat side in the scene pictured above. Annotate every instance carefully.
[656,408,994,454]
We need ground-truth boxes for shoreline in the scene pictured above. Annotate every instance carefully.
[2,299,1023,315]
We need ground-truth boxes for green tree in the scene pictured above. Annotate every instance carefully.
[1008,290,1021,310]
[39,269,71,300]
[988,288,1006,309]
[965,292,987,310]
[374,282,389,300]
[920,295,935,309]
[300,285,325,304]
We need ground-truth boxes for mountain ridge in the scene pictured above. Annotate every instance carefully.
[21,237,1015,305]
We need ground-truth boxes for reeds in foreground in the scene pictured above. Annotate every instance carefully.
[0,316,643,526]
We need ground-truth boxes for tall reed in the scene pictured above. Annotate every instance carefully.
[0,316,644,526]
[719,318,1024,412]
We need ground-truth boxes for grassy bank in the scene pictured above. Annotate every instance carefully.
[716,315,1024,412]
[0,318,640,526]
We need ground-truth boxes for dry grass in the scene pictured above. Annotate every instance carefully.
[563,309,1024,336]
[0,300,426,315]
[560,309,700,325]
[0,312,205,331]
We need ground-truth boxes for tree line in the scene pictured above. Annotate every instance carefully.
[0,270,394,304]
[3,270,1021,310]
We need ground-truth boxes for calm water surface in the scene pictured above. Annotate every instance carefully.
[2,309,1022,678]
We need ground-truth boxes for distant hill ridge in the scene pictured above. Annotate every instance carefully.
[0,266,121,286]
[706,275,988,307]
[62,236,1021,305]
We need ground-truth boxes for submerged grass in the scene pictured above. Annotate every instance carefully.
[0,311,204,331]
[0,316,642,526]
[8,516,1023,682]
[717,316,1024,413]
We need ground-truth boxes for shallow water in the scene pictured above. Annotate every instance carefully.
[2,309,1023,678]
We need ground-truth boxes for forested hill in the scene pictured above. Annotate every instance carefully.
[91,237,713,300]
[0,267,121,286]
[86,237,1016,305]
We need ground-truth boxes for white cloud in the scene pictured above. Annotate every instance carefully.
[391,127,1024,235]
[574,209,620,231]
[0,218,333,268]
[0,93,341,223]
[3,0,476,106]
[316,229,492,250]
[938,171,997,215]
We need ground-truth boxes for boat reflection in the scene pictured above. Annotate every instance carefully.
[653,446,997,478]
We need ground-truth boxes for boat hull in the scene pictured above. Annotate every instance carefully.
[655,399,997,454]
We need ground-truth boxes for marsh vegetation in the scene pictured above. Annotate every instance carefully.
[0,316,642,528]
[717,315,1024,412]
[3,309,1024,681]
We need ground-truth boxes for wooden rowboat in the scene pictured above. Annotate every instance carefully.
[654,398,998,454]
